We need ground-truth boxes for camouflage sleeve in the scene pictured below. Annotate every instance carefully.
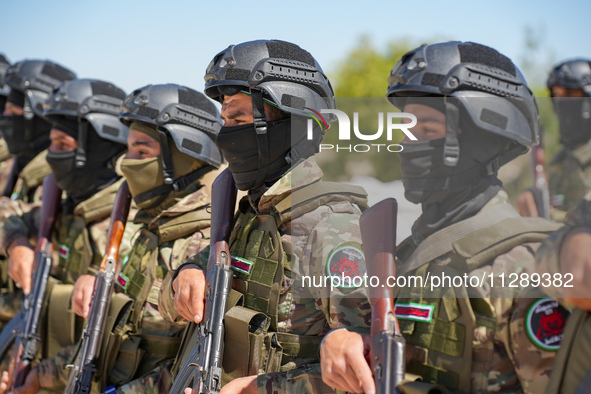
[0,198,41,255]
[36,343,77,390]
[158,229,210,325]
[297,200,371,333]
[490,244,562,393]
[536,193,591,299]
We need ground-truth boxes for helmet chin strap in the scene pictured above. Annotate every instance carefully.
[157,126,175,185]
[75,119,88,168]
[444,98,460,167]
[251,89,270,170]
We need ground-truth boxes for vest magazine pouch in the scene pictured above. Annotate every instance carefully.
[107,334,145,386]
[100,293,135,388]
[45,282,81,358]
[56,216,94,284]
[222,305,271,385]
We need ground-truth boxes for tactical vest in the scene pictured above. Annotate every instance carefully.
[44,180,126,358]
[221,181,368,383]
[53,180,124,284]
[12,149,51,202]
[545,308,591,394]
[100,204,211,389]
[395,208,562,393]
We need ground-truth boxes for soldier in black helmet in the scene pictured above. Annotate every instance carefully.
[321,41,565,394]
[0,78,135,393]
[518,59,591,222]
[62,83,224,393]
[166,39,371,394]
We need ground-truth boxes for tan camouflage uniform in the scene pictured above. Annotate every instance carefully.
[74,182,214,394]
[536,192,591,394]
[547,140,591,222]
[0,149,50,330]
[396,191,563,393]
[0,178,137,391]
[160,157,371,393]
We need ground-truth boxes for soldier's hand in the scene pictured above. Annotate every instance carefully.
[560,227,591,310]
[7,236,35,295]
[7,368,41,394]
[172,264,205,323]
[516,190,539,217]
[320,329,375,394]
[71,275,96,318]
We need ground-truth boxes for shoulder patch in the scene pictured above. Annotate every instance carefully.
[526,298,570,351]
[326,244,366,289]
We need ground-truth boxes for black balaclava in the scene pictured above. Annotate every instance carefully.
[553,97,591,150]
[399,98,506,242]
[46,117,124,205]
[0,89,50,160]
[216,114,316,202]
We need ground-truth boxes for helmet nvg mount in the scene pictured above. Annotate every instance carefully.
[44,78,128,167]
[387,41,540,173]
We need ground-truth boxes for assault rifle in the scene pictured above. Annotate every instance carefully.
[531,133,550,219]
[170,168,237,394]
[359,198,405,394]
[5,174,61,389]
[65,181,131,394]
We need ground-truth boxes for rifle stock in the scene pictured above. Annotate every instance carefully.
[8,174,61,389]
[170,168,236,394]
[1,159,21,198]
[359,198,405,394]
[65,181,131,394]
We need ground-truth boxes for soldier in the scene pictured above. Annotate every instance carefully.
[62,84,224,393]
[517,59,591,222]
[0,59,76,202]
[165,39,371,393]
[321,41,566,393]
[0,78,131,393]
[536,198,591,394]
[0,60,76,331]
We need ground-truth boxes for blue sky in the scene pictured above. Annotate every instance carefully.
[2,0,589,94]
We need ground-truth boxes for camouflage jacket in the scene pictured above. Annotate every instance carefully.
[396,191,563,394]
[160,156,371,337]
[36,182,213,390]
[548,140,591,222]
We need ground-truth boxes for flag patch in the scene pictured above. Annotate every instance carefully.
[231,256,254,276]
[395,302,434,323]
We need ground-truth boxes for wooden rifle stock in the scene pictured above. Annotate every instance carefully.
[1,159,21,198]
[9,174,61,389]
[359,198,405,394]
[65,181,131,394]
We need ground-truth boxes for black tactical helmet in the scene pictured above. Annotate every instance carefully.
[4,59,77,117]
[44,78,128,167]
[547,59,591,97]
[204,39,336,123]
[0,54,10,100]
[120,84,223,180]
[387,41,540,170]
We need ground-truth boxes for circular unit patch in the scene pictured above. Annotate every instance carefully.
[326,245,366,289]
[526,298,570,351]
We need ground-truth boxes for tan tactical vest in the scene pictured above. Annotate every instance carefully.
[220,182,368,384]
[101,205,211,389]
[395,212,561,393]
[12,150,51,202]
